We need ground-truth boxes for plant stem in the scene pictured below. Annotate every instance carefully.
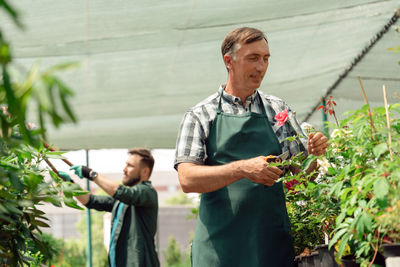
[368,225,381,267]
[382,85,393,161]
[331,110,339,127]
[357,77,377,139]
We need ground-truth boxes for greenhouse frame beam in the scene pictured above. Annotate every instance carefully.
[302,8,400,123]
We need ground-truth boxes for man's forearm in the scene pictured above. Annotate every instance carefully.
[177,162,243,193]
[178,156,282,193]
[75,193,90,205]
[92,173,120,197]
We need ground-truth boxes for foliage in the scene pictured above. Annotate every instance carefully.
[50,188,109,267]
[19,208,109,267]
[163,236,191,267]
[0,1,84,266]
[23,232,64,265]
[324,103,400,265]
[74,209,109,267]
[284,152,339,255]
[165,191,195,206]
[377,199,400,243]
[284,97,400,266]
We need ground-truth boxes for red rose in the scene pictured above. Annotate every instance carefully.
[284,179,299,192]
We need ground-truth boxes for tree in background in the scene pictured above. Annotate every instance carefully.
[0,1,86,266]
[163,236,191,267]
[31,210,108,267]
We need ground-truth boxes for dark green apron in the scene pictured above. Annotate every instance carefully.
[191,92,294,267]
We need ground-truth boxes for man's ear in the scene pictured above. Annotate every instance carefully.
[224,54,233,71]
[141,167,150,179]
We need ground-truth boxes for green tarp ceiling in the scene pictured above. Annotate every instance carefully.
[1,0,399,149]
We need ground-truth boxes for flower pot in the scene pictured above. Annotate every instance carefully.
[317,244,338,267]
[341,255,360,267]
[311,251,320,267]
[383,243,400,258]
[300,254,315,267]
[383,243,400,267]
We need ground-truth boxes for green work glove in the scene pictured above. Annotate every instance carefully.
[58,171,71,182]
[70,165,92,180]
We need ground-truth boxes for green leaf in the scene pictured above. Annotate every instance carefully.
[373,178,389,200]
[355,214,364,238]
[373,143,388,158]
[0,0,22,28]
[46,196,62,207]
[336,212,346,225]
[337,233,350,259]
[302,155,316,170]
[327,167,336,175]
[329,181,343,198]
[31,219,50,228]
[9,172,24,192]
[63,197,84,210]
[330,228,347,248]
[44,152,66,159]
[3,202,23,215]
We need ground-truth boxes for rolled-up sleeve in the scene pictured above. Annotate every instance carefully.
[174,111,206,169]
[85,195,115,212]
[112,183,157,207]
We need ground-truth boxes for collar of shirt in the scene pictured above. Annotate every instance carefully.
[219,85,259,110]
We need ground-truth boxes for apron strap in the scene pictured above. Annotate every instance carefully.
[218,90,267,116]
[217,90,223,114]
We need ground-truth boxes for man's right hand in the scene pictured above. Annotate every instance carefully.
[241,156,282,186]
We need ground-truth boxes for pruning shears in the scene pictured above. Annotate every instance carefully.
[264,151,290,185]
[264,150,289,164]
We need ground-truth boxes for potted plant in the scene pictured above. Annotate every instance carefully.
[377,194,400,265]
[325,101,400,266]
[283,94,399,266]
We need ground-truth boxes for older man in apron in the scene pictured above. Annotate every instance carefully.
[174,27,328,267]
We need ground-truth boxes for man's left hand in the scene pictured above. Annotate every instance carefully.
[70,165,92,179]
[307,132,328,156]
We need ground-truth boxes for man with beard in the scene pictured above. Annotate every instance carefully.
[60,148,160,267]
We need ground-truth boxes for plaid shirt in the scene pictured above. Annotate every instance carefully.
[174,85,308,169]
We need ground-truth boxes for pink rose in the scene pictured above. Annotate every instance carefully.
[27,122,36,129]
[274,109,288,127]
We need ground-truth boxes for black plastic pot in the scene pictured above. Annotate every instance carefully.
[301,254,315,267]
[317,244,338,267]
[311,251,320,267]
[383,243,400,258]
[341,255,360,267]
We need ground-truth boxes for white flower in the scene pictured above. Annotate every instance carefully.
[317,157,334,175]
